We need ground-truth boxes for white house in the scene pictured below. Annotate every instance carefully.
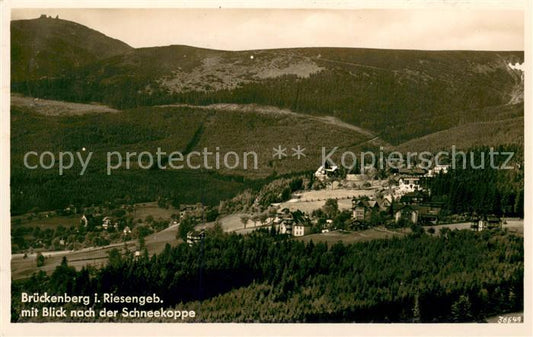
[426,165,450,177]
[314,164,339,181]
[102,216,111,230]
[80,215,88,227]
[279,222,293,235]
[293,225,311,237]
[394,205,419,225]
[186,231,204,245]
[398,176,421,194]
[473,216,502,231]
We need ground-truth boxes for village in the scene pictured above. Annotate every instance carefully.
[184,162,508,244]
[13,160,507,254]
[12,158,517,280]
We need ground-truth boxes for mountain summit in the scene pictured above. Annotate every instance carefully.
[11,16,133,82]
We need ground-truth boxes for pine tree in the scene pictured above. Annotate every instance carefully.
[451,295,473,322]
[36,252,45,267]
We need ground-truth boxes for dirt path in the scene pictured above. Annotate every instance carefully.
[13,93,389,147]
[11,93,118,116]
[156,102,390,146]
[316,57,388,72]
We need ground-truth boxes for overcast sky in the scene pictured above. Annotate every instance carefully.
[11,8,524,51]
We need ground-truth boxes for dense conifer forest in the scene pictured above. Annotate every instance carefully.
[12,229,523,322]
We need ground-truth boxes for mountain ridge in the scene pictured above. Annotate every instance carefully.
[11,17,524,146]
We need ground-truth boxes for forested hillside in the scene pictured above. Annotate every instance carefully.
[12,230,523,322]
[425,144,524,217]
[11,18,524,145]
[10,103,373,214]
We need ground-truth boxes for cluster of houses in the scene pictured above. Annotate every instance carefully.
[393,166,449,196]
[260,189,441,237]
[77,203,204,239]
[186,230,205,245]
[80,214,115,230]
[315,162,451,194]
[313,162,505,232]
[179,203,206,220]
[471,215,502,231]
[80,214,136,236]
[346,164,445,226]
[351,191,443,227]
[272,208,312,237]
[147,162,502,246]
[258,190,443,238]
[352,187,502,231]
[352,197,391,221]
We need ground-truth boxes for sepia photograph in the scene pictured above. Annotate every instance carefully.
[1,1,531,335]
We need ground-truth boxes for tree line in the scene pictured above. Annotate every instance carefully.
[428,145,523,217]
[12,229,523,322]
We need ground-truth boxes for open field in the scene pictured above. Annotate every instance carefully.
[131,202,178,222]
[12,243,126,279]
[502,218,525,235]
[423,218,523,235]
[296,226,409,245]
[12,214,80,230]
[12,202,219,280]
[279,188,376,213]
[197,213,257,233]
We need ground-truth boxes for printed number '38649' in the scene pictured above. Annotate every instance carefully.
[498,316,523,323]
